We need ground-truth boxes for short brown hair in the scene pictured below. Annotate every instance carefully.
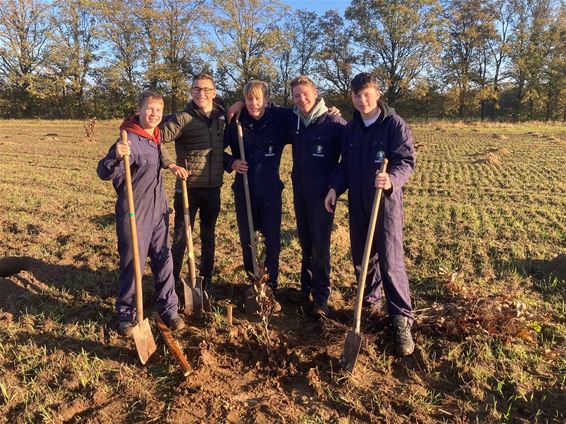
[192,73,215,88]
[290,75,316,90]
[243,80,269,99]
[137,91,163,109]
[351,73,380,94]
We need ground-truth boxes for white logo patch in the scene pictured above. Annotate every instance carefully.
[313,144,324,157]
[374,150,385,163]
[265,145,275,157]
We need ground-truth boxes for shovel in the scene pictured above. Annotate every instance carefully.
[121,129,157,365]
[180,175,204,316]
[340,159,388,373]
[235,123,271,315]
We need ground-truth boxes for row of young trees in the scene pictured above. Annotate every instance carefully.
[0,0,564,121]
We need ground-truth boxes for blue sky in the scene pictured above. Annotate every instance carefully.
[283,0,348,15]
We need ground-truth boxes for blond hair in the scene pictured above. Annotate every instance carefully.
[243,80,269,99]
[290,75,316,90]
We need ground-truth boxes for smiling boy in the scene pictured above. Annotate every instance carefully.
[325,73,416,356]
[97,91,185,335]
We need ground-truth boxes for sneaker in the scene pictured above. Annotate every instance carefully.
[166,315,186,331]
[117,321,134,337]
[312,302,329,317]
[391,315,415,356]
[288,288,310,303]
[265,282,282,314]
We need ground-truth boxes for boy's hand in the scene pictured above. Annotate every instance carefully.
[231,159,248,174]
[375,171,392,190]
[168,164,189,180]
[116,138,131,160]
[227,101,245,123]
[324,188,337,213]
[327,106,342,117]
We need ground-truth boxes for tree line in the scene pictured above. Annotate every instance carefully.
[0,0,564,121]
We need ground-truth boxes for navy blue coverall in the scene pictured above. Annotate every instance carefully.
[97,132,179,322]
[225,108,290,289]
[331,102,415,322]
[290,111,346,305]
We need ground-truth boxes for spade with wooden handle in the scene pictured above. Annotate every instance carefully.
[180,173,204,316]
[121,129,157,365]
[235,123,273,315]
[340,158,388,373]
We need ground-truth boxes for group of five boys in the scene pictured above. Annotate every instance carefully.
[97,72,416,357]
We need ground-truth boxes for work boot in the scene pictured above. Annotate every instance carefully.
[391,315,415,356]
[270,295,282,314]
[202,277,212,292]
[288,288,310,303]
[312,301,329,317]
[165,315,186,331]
[265,282,282,314]
[117,321,134,337]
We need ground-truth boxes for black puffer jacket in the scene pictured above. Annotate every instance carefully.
[160,100,230,189]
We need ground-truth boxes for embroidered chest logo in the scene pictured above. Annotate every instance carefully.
[313,144,325,157]
[265,145,275,157]
[374,150,385,163]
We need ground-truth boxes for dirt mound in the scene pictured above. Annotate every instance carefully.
[473,147,510,165]
[543,254,566,281]
[492,133,508,140]
[482,152,502,165]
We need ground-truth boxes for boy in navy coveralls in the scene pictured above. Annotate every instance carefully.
[325,73,416,356]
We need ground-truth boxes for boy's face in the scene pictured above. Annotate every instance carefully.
[351,85,380,116]
[138,98,164,130]
[191,78,216,111]
[292,84,318,115]
[245,92,267,120]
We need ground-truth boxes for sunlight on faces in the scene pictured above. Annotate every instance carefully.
[292,84,318,115]
[191,79,216,111]
[245,92,267,120]
[138,98,164,132]
[352,86,381,119]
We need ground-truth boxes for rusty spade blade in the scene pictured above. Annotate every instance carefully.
[132,317,157,365]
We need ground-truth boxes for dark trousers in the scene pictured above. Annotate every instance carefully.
[172,187,221,283]
[233,187,282,288]
[348,198,413,322]
[294,188,334,304]
[116,209,178,322]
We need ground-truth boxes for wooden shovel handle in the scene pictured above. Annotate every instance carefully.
[353,159,388,334]
[153,313,191,377]
[121,130,144,324]
[181,178,197,288]
[236,123,260,278]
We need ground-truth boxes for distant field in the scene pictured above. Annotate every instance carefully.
[0,119,564,423]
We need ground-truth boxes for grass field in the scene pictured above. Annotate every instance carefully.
[0,119,564,423]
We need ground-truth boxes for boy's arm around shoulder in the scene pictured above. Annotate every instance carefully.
[328,122,351,196]
[222,120,237,173]
[159,111,193,144]
[387,117,415,192]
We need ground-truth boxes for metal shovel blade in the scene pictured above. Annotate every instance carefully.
[132,318,157,365]
[182,276,203,316]
[340,330,363,373]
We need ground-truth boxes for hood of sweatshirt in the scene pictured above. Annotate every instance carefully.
[293,97,328,130]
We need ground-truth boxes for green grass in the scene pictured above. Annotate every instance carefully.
[0,119,564,423]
